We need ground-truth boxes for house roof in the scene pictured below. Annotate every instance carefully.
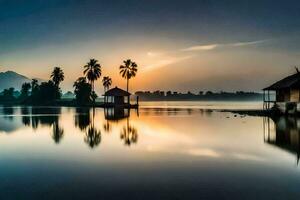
[104,87,131,96]
[264,73,300,90]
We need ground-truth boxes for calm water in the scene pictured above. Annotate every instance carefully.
[0,104,299,199]
[139,100,263,110]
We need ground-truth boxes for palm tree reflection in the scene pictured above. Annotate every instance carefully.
[52,121,64,144]
[104,107,138,146]
[120,118,138,146]
[74,108,90,131]
[16,106,140,148]
[85,126,101,148]
[84,108,101,148]
[103,119,111,133]
[21,107,30,126]
[20,107,64,143]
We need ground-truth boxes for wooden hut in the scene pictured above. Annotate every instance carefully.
[103,87,131,107]
[263,72,300,113]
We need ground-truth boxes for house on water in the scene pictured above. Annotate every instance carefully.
[263,71,300,113]
[103,87,138,108]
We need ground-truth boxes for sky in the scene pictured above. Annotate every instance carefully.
[1,0,300,93]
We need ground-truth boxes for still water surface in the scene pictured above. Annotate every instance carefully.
[0,103,299,199]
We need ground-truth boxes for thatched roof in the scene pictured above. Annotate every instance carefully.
[264,73,300,90]
[104,87,131,96]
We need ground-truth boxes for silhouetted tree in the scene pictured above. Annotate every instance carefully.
[50,67,64,100]
[119,59,138,93]
[19,82,31,101]
[102,76,112,92]
[51,67,64,88]
[84,59,101,103]
[31,79,39,91]
[30,79,40,102]
[39,81,60,103]
[102,76,112,103]
[0,87,16,102]
[206,91,213,95]
[73,77,92,105]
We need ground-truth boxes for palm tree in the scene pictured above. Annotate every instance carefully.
[50,67,65,87]
[31,79,38,90]
[83,59,102,103]
[102,76,112,92]
[119,59,138,93]
[102,76,112,103]
[20,82,31,98]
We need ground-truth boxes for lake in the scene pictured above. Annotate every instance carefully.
[0,102,299,199]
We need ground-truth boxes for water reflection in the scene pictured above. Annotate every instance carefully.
[2,107,14,121]
[52,121,64,144]
[120,118,138,146]
[30,107,62,130]
[104,107,130,121]
[103,119,111,133]
[84,108,101,148]
[5,106,300,155]
[74,108,90,131]
[1,106,300,198]
[264,116,300,164]
[21,107,30,126]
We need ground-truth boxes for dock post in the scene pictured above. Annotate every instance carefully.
[263,90,265,110]
[267,90,270,110]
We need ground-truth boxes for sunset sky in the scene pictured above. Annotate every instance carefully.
[1,0,300,93]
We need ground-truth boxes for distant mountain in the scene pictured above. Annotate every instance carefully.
[0,71,31,91]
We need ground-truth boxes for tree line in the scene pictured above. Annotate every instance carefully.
[0,59,138,105]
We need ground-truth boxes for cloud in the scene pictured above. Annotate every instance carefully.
[181,44,219,51]
[143,39,267,72]
[231,40,267,47]
[147,51,163,57]
[181,39,267,52]
[143,55,193,71]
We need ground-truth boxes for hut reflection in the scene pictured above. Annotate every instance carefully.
[264,116,300,164]
[104,107,130,121]
[104,107,139,146]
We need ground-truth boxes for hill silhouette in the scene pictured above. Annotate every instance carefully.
[0,71,42,91]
